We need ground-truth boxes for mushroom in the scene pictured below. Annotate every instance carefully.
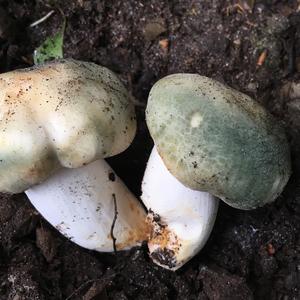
[142,74,291,270]
[0,59,148,252]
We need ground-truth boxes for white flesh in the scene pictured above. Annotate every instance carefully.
[26,159,148,252]
[142,147,219,270]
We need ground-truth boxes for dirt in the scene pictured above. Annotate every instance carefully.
[0,0,299,299]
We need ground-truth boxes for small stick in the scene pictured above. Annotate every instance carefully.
[110,193,118,253]
[257,49,268,66]
[65,279,95,300]
[29,10,55,28]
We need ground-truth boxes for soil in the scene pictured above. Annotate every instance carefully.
[0,0,299,299]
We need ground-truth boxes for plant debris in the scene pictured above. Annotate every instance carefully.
[33,16,65,64]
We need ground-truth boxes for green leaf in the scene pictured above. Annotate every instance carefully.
[33,18,66,65]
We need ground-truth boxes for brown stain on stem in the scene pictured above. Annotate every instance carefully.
[114,219,151,250]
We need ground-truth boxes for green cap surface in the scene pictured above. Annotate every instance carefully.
[146,74,291,209]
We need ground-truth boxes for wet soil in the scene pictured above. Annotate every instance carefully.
[0,0,299,299]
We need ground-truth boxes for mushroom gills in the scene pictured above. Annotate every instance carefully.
[26,159,148,252]
[142,147,219,270]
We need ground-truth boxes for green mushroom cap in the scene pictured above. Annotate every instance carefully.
[146,74,291,210]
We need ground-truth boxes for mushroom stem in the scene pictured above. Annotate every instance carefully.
[25,159,148,252]
[142,147,219,270]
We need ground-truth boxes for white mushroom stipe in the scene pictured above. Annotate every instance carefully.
[142,147,219,270]
[26,159,148,251]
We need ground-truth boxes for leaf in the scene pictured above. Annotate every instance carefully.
[33,18,66,65]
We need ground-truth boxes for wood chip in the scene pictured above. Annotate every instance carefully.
[159,39,169,50]
[257,49,268,66]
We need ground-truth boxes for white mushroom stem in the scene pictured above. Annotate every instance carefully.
[26,159,148,252]
[142,147,219,270]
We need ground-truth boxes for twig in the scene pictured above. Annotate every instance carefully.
[65,279,95,300]
[110,193,118,253]
[29,10,55,28]
[257,49,268,67]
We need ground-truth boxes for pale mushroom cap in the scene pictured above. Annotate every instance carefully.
[146,74,291,210]
[0,59,136,193]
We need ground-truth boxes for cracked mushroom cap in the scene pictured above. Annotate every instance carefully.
[146,74,291,210]
[0,59,136,193]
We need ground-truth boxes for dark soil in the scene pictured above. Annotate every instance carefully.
[0,0,300,299]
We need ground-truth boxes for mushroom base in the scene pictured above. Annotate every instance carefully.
[26,159,148,252]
